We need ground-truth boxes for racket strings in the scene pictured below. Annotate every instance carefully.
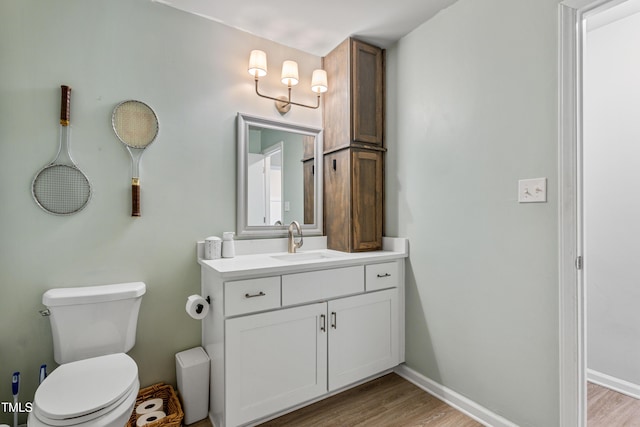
[33,165,91,214]
[113,101,158,148]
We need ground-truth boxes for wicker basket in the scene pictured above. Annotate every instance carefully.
[127,383,184,427]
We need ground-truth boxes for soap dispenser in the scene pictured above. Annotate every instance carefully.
[222,232,235,258]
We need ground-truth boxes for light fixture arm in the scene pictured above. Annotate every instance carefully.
[254,78,321,113]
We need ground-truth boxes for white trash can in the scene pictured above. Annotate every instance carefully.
[176,347,210,425]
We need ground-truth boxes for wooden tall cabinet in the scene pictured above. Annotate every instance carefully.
[323,37,385,252]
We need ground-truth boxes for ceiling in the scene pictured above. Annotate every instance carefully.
[153,0,459,56]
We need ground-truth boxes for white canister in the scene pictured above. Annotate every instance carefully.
[204,236,222,260]
[222,231,235,258]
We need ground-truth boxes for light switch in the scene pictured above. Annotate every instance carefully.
[518,178,547,203]
[284,201,290,211]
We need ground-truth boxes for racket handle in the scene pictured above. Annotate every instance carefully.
[132,178,141,217]
[60,85,71,126]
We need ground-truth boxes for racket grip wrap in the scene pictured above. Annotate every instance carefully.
[60,85,71,126]
[132,178,141,217]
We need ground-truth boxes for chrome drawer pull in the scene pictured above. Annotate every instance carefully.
[320,314,326,332]
[331,312,337,329]
[244,291,266,299]
[377,273,391,278]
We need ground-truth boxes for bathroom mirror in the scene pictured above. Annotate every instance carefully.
[237,113,323,238]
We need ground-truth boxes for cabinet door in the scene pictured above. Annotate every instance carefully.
[328,289,398,391]
[324,149,351,252]
[303,159,315,225]
[323,38,351,153]
[225,303,327,427]
[351,39,384,145]
[352,149,383,251]
[302,135,316,159]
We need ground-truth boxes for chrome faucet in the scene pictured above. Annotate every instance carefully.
[287,221,303,253]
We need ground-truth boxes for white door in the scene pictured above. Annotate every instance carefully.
[225,303,327,427]
[327,288,399,391]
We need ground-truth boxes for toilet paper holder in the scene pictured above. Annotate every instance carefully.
[195,296,211,315]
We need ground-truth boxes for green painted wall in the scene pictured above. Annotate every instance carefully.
[0,1,321,424]
[385,0,561,425]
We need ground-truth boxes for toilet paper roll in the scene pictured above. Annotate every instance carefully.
[186,294,209,320]
[135,398,163,415]
[136,411,166,426]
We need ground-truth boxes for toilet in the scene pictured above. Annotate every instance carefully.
[28,282,146,427]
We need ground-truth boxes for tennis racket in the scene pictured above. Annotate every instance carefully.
[32,85,91,215]
[111,100,159,217]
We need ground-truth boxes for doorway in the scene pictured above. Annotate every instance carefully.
[583,0,640,400]
[559,1,640,425]
[246,142,284,226]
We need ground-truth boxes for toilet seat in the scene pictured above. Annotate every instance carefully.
[28,384,137,427]
[32,353,138,426]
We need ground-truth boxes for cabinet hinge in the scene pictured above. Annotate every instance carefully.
[575,256,583,270]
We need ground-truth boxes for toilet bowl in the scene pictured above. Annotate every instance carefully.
[28,354,138,427]
[27,282,146,427]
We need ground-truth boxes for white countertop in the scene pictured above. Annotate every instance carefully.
[197,237,408,279]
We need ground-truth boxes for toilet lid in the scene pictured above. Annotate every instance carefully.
[35,353,138,421]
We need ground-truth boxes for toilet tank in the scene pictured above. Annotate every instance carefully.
[43,282,146,364]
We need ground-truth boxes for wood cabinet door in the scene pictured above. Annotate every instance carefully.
[302,135,315,160]
[352,149,383,251]
[225,303,328,427]
[322,38,351,153]
[351,39,384,146]
[303,159,315,225]
[324,149,351,251]
[327,289,399,391]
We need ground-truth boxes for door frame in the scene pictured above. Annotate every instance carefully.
[558,1,629,425]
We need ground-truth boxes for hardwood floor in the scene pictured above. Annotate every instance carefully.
[588,382,640,427]
[188,377,640,427]
[260,374,480,427]
[189,373,480,427]
[190,418,214,427]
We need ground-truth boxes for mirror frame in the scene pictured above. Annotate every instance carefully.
[236,112,324,238]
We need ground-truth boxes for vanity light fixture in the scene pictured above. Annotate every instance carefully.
[248,49,328,114]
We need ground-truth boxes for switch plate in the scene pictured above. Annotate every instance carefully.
[518,178,547,203]
[284,201,290,212]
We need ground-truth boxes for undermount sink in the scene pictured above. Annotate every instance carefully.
[271,251,339,263]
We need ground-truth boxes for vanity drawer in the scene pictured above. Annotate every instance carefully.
[365,262,399,291]
[282,266,364,306]
[224,277,281,316]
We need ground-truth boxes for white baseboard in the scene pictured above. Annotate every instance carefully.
[587,369,640,400]
[394,364,518,427]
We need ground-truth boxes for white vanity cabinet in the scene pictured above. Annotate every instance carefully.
[224,288,398,427]
[199,237,407,427]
